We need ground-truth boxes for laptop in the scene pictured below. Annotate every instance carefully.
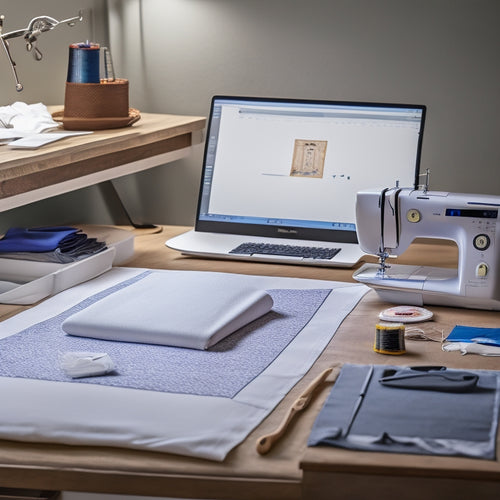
[166,96,426,267]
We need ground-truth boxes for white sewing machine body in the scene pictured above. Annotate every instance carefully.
[353,187,500,310]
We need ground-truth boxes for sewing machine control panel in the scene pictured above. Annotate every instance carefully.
[476,263,488,278]
[445,208,497,254]
[452,209,497,282]
[407,209,421,223]
[473,234,490,251]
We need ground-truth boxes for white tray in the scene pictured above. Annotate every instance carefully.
[0,225,134,305]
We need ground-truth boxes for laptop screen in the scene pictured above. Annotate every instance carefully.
[195,96,426,244]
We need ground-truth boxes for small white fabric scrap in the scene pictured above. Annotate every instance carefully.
[442,342,500,357]
[60,351,115,378]
[0,102,59,133]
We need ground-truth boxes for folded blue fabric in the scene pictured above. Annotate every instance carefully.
[0,227,107,263]
[0,227,79,253]
[446,325,500,347]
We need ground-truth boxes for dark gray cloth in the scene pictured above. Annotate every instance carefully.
[308,363,500,459]
[379,366,479,392]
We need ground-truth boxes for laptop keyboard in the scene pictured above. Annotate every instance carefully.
[229,242,341,260]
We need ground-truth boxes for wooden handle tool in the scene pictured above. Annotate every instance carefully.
[256,364,341,455]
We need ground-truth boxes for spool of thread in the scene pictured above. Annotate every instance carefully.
[67,42,100,83]
[374,322,406,355]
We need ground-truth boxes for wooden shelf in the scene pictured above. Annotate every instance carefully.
[0,111,205,211]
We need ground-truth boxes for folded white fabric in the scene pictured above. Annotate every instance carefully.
[0,102,59,133]
[443,342,500,356]
[62,272,274,350]
[60,351,115,378]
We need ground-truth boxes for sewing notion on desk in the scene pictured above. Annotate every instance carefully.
[0,221,498,500]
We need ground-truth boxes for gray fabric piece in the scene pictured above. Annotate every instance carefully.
[378,366,479,392]
[0,272,331,398]
[308,364,500,459]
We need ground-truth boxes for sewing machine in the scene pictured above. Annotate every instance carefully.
[353,187,500,310]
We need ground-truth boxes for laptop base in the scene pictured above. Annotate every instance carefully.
[166,229,366,268]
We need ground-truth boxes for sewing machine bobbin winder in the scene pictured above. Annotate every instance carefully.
[353,181,500,311]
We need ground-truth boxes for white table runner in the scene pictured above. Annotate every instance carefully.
[0,267,368,461]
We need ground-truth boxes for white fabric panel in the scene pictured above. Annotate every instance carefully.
[0,267,368,461]
[62,272,273,349]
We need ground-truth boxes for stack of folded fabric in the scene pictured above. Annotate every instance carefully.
[0,226,107,264]
[0,102,60,134]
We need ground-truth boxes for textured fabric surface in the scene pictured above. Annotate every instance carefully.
[0,272,330,398]
[0,226,78,252]
[62,271,275,350]
[0,226,107,263]
[447,325,500,347]
[0,268,368,460]
[309,363,500,459]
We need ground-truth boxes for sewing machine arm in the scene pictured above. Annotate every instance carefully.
[354,188,500,310]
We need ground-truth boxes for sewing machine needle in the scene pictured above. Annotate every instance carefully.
[343,364,374,437]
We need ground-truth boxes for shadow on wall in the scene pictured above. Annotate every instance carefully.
[0,0,499,229]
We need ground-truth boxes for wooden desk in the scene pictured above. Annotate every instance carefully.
[0,112,205,211]
[0,225,499,500]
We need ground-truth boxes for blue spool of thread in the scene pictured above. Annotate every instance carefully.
[67,42,100,83]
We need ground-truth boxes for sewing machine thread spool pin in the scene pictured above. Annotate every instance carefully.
[102,46,116,82]
[418,168,431,193]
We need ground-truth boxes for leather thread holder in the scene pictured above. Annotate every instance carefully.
[54,78,141,130]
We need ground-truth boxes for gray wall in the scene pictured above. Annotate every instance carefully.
[1,0,499,229]
[0,0,108,104]
[109,0,500,225]
[0,0,111,232]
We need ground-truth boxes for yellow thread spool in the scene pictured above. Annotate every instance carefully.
[374,322,406,355]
